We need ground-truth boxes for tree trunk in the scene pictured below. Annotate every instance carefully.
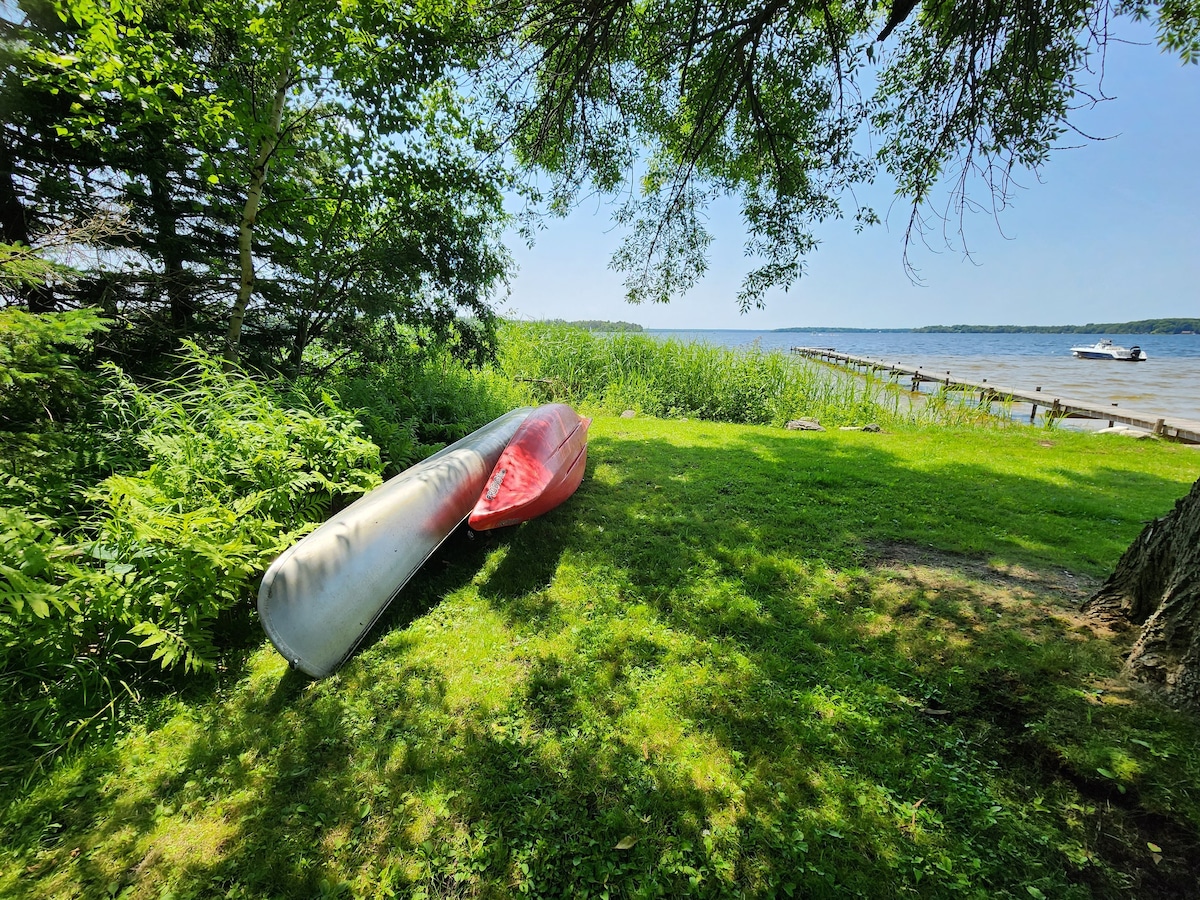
[1,147,54,312]
[224,35,294,369]
[286,312,310,378]
[145,148,192,330]
[1084,475,1200,712]
[0,147,29,248]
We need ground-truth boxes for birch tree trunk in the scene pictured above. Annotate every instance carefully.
[224,35,295,368]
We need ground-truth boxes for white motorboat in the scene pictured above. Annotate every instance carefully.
[1070,339,1147,361]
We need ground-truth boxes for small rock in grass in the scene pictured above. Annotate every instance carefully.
[1094,426,1153,439]
[862,423,882,433]
[786,419,824,432]
[620,410,637,419]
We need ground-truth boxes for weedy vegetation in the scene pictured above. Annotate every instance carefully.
[318,346,529,478]
[2,315,1200,898]
[497,321,1001,430]
[2,317,382,772]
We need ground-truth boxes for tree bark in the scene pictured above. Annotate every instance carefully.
[0,146,29,248]
[224,35,294,369]
[1,146,54,312]
[145,146,193,330]
[1084,475,1200,712]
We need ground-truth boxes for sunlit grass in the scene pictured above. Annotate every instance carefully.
[3,418,1199,898]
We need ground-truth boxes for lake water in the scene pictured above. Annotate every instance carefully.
[647,330,1200,426]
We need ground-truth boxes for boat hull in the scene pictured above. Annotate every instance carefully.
[1072,350,1147,360]
[468,403,591,531]
[1070,340,1147,361]
[257,407,532,677]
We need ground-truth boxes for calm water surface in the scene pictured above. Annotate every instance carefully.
[648,330,1200,424]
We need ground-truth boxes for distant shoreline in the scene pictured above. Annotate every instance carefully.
[772,318,1199,335]
[566,319,1198,335]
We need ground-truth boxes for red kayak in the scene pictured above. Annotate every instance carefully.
[468,403,591,530]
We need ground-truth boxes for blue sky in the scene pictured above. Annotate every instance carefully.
[500,22,1199,330]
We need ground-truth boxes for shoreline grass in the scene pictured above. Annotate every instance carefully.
[497,322,1003,431]
[4,418,1199,899]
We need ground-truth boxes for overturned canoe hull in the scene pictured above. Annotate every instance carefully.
[258,407,532,677]
[468,403,591,531]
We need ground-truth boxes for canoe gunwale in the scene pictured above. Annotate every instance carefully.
[468,404,591,531]
[257,407,533,677]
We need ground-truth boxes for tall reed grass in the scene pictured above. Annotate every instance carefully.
[498,321,1002,429]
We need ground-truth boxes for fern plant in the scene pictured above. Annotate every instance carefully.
[1,334,384,774]
[87,346,382,672]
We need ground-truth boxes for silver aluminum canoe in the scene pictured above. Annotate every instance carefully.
[258,407,532,677]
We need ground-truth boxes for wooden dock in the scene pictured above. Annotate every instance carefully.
[791,347,1200,444]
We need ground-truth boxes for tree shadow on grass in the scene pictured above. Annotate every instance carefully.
[346,522,503,661]
[5,425,1200,899]
[462,428,1200,896]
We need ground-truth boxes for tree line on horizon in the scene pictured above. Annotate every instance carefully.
[536,319,645,332]
[774,318,1199,335]
[914,319,1200,334]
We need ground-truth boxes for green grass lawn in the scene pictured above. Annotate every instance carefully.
[4,418,1200,899]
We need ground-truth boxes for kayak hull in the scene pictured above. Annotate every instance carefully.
[468,403,591,531]
[257,407,532,677]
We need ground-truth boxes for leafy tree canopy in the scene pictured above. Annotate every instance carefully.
[476,0,1199,309]
[2,0,517,371]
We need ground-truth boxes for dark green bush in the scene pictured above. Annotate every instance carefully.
[1,315,384,775]
[320,348,528,477]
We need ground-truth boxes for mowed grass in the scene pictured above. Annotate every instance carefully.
[4,419,1200,899]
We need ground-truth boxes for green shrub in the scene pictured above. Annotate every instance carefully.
[0,307,108,431]
[321,348,529,476]
[85,346,383,673]
[1,335,383,773]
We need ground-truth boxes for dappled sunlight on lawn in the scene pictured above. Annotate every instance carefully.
[4,417,1200,898]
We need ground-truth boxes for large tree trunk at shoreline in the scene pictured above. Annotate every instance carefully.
[1084,475,1200,712]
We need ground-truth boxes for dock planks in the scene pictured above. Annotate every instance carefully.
[791,347,1200,444]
